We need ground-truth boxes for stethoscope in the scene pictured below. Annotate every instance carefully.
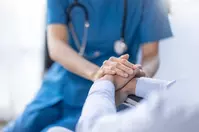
[67,0,128,59]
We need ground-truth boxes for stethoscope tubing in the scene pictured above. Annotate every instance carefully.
[66,0,127,58]
[67,0,89,25]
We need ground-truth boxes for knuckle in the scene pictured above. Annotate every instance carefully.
[115,63,120,67]
[121,59,127,63]
[110,66,115,70]
[109,57,114,61]
[105,69,109,74]
[107,66,111,70]
[107,68,112,73]
[114,64,118,69]
[103,60,108,65]
[119,71,124,75]
[124,67,129,71]
[101,69,105,74]
[109,66,114,71]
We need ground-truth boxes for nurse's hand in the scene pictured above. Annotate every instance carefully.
[92,54,136,81]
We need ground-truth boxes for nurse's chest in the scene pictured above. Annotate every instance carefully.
[68,0,143,46]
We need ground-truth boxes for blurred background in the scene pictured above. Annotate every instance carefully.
[0,0,199,128]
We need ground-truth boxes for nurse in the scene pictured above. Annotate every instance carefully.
[3,0,172,131]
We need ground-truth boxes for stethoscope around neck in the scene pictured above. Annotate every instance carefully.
[67,0,128,59]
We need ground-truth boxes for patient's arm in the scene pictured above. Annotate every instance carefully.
[76,75,183,132]
[90,91,164,132]
[80,81,199,132]
[76,76,117,132]
[76,71,138,132]
[76,75,164,132]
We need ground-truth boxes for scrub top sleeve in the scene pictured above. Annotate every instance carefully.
[138,0,173,44]
[47,0,68,25]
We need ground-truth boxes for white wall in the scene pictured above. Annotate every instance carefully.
[156,0,199,79]
[155,0,199,99]
[0,0,46,119]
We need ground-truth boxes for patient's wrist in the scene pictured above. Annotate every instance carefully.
[121,78,137,95]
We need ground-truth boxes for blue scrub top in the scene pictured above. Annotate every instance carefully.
[32,0,172,130]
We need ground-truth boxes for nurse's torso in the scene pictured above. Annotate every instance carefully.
[41,0,143,109]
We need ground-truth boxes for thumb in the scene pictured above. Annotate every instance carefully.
[120,54,129,60]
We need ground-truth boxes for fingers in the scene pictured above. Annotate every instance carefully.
[103,67,116,75]
[115,62,134,75]
[101,55,145,78]
[109,61,134,75]
[120,54,129,60]
[134,64,142,69]
[104,61,129,77]
[98,66,116,77]
[102,55,135,77]
[109,56,134,69]
[114,67,128,77]
[104,61,132,77]
[120,59,135,69]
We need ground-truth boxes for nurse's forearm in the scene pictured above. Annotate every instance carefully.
[141,42,159,77]
[49,39,99,81]
[77,78,116,132]
[142,55,160,77]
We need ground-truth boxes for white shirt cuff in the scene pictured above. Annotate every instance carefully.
[135,77,176,98]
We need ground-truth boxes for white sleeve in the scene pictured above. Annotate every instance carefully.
[77,79,199,132]
[91,91,164,132]
[76,80,117,132]
[76,78,166,132]
[76,78,176,132]
[91,82,199,132]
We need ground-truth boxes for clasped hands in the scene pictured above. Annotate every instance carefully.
[93,54,146,106]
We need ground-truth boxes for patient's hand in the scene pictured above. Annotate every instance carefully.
[102,71,138,106]
[115,65,146,106]
[101,65,145,106]
[102,67,143,91]
[115,78,137,106]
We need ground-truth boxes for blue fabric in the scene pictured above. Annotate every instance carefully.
[4,0,172,131]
